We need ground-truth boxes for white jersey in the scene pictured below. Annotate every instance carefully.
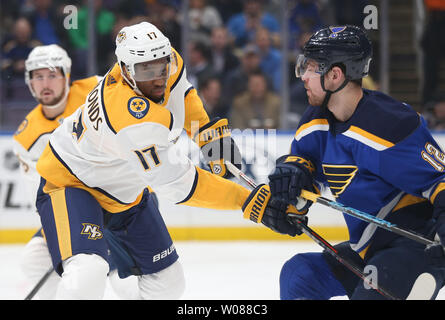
[36,50,249,214]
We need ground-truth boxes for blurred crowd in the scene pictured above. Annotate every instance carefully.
[1,0,444,131]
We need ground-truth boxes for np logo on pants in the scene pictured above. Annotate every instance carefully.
[81,223,103,240]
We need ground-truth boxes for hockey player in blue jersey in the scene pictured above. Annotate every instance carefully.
[264,25,445,299]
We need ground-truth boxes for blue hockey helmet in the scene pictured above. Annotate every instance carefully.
[296,25,373,81]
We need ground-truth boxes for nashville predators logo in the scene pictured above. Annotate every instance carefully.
[128,97,150,119]
[14,119,28,136]
[322,164,358,197]
[81,223,103,240]
[116,31,126,43]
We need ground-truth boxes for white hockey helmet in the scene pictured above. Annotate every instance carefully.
[115,21,178,95]
[25,44,72,99]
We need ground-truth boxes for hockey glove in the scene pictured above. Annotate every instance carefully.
[268,155,317,212]
[193,118,242,179]
[426,190,445,267]
[242,184,307,237]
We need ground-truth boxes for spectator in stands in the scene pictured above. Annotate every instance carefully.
[211,0,243,23]
[209,26,240,80]
[329,0,369,26]
[422,93,445,130]
[288,0,324,51]
[188,0,223,44]
[254,26,282,92]
[230,70,281,129]
[223,43,264,109]
[421,0,445,105]
[157,1,182,51]
[66,0,115,78]
[199,76,228,118]
[226,0,280,48]
[187,41,216,90]
[1,17,41,98]
[25,0,66,46]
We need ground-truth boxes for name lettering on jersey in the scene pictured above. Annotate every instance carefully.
[81,223,103,240]
[86,86,103,130]
[128,97,150,119]
[422,143,445,172]
[322,164,358,197]
[72,109,86,141]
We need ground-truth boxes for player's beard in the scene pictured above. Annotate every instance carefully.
[306,88,325,107]
[37,87,66,106]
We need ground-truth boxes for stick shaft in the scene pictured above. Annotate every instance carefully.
[24,267,53,300]
[301,190,436,246]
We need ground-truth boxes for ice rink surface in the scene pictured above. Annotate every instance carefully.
[1,240,444,300]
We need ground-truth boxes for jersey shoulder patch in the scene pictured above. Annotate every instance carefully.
[13,105,57,151]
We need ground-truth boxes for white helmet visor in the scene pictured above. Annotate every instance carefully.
[295,54,322,79]
[133,53,178,82]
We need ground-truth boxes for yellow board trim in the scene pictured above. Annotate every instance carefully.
[0,226,349,243]
[49,188,73,260]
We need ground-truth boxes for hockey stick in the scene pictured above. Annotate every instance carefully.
[24,267,54,300]
[298,189,437,246]
[225,163,435,246]
[225,162,399,300]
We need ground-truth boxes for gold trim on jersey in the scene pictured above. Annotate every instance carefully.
[184,87,210,137]
[178,166,250,210]
[430,182,445,204]
[13,76,99,151]
[49,187,73,260]
[349,126,395,148]
[391,194,428,212]
[37,143,144,213]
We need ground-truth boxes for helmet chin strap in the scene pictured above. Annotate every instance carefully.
[319,74,350,109]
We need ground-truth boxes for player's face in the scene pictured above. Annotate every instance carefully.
[136,78,167,103]
[300,62,325,106]
[30,68,66,106]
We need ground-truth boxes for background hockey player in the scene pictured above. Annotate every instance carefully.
[262,25,445,300]
[33,21,292,300]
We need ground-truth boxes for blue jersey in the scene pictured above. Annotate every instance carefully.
[291,89,445,255]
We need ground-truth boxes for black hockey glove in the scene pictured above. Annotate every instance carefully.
[242,184,307,236]
[193,118,242,179]
[268,155,317,212]
[425,190,445,267]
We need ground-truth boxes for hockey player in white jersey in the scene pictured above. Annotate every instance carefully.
[13,44,137,299]
[34,22,297,299]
